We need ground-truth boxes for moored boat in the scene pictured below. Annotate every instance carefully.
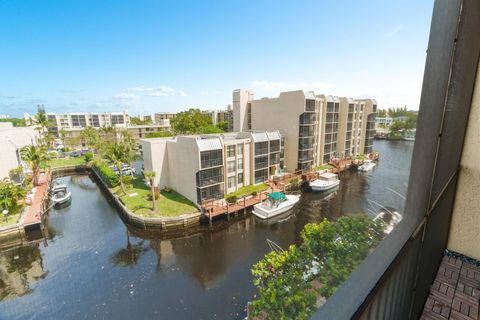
[50,185,72,205]
[358,159,376,172]
[310,172,340,192]
[252,192,300,220]
[374,207,402,234]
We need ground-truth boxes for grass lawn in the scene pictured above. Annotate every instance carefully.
[113,177,199,217]
[314,164,334,171]
[0,213,20,228]
[50,157,86,168]
[226,183,269,198]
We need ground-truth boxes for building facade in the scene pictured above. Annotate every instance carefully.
[43,110,130,133]
[232,89,377,171]
[0,123,39,179]
[154,112,176,124]
[141,130,282,205]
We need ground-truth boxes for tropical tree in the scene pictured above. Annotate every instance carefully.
[216,121,229,132]
[251,214,385,319]
[0,179,27,215]
[58,128,67,147]
[170,108,214,134]
[81,126,99,152]
[20,145,50,185]
[103,144,127,194]
[120,130,138,166]
[144,171,157,212]
[99,126,117,146]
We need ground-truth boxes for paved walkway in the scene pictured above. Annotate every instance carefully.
[421,253,480,320]
[23,173,50,226]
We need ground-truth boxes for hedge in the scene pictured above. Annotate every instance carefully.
[94,164,119,187]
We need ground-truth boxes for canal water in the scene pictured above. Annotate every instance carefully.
[0,140,414,320]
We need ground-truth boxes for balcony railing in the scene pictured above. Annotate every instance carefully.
[200,158,223,169]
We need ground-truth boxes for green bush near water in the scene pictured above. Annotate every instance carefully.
[95,164,119,187]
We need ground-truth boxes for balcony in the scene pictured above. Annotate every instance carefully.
[306,3,480,319]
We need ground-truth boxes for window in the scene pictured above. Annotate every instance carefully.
[237,173,243,184]
[200,150,223,168]
[227,176,236,189]
[254,141,268,155]
[227,145,235,157]
[254,169,268,184]
[237,158,243,170]
[227,160,236,173]
[237,144,243,156]
[269,140,280,152]
[254,156,268,169]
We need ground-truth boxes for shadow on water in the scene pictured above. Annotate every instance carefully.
[0,140,413,320]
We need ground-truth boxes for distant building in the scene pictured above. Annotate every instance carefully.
[202,106,234,132]
[141,130,283,204]
[0,122,40,179]
[0,114,10,119]
[44,110,130,133]
[154,112,176,124]
[233,89,376,171]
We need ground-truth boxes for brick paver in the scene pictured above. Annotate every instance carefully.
[421,254,480,320]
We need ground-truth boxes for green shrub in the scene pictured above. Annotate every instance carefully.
[120,175,133,186]
[84,152,93,163]
[251,191,258,197]
[290,177,299,186]
[147,191,160,200]
[95,164,119,187]
[226,195,237,204]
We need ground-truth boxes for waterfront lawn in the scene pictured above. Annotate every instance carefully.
[0,213,20,228]
[50,157,85,168]
[114,177,199,217]
[314,164,334,171]
[226,183,269,199]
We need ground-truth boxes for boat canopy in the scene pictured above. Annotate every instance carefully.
[268,192,287,201]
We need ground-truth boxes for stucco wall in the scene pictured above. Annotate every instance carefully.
[447,63,480,260]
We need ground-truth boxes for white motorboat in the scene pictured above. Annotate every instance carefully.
[252,192,300,220]
[374,208,402,234]
[50,185,71,204]
[310,172,340,192]
[50,184,67,194]
[358,160,376,172]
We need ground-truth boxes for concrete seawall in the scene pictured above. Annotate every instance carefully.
[52,165,204,232]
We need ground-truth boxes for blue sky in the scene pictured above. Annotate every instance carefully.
[0,0,434,117]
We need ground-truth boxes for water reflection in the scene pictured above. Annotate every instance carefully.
[0,245,47,301]
[0,140,413,320]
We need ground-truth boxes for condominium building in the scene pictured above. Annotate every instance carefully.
[203,107,234,131]
[0,122,39,179]
[232,89,376,171]
[42,110,130,132]
[154,112,176,124]
[141,130,283,205]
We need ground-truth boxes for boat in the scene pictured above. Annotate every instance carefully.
[252,192,300,220]
[50,185,71,204]
[310,172,340,192]
[358,159,376,172]
[50,184,67,194]
[374,207,402,234]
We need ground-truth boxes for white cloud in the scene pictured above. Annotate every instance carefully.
[113,93,140,100]
[179,90,187,97]
[127,86,155,93]
[252,80,333,93]
[146,86,176,97]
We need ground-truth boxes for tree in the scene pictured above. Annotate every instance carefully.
[81,126,100,152]
[103,144,127,194]
[20,145,49,185]
[58,128,67,147]
[144,171,157,212]
[170,108,213,134]
[120,130,138,167]
[216,121,229,132]
[145,131,173,138]
[0,179,27,215]
[130,116,151,125]
[33,105,51,147]
[251,214,385,319]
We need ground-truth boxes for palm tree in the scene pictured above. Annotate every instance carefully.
[59,128,67,148]
[81,126,99,152]
[120,130,138,167]
[20,145,49,185]
[103,144,127,194]
[144,170,157,212]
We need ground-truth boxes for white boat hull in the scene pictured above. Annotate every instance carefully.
[310,179,340,192]
[252,195,300,220]
[51,191,72,204]
[358,162,376,172]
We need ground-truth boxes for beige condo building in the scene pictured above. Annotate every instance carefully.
[141,130,283,205]
[232,89,376,172]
